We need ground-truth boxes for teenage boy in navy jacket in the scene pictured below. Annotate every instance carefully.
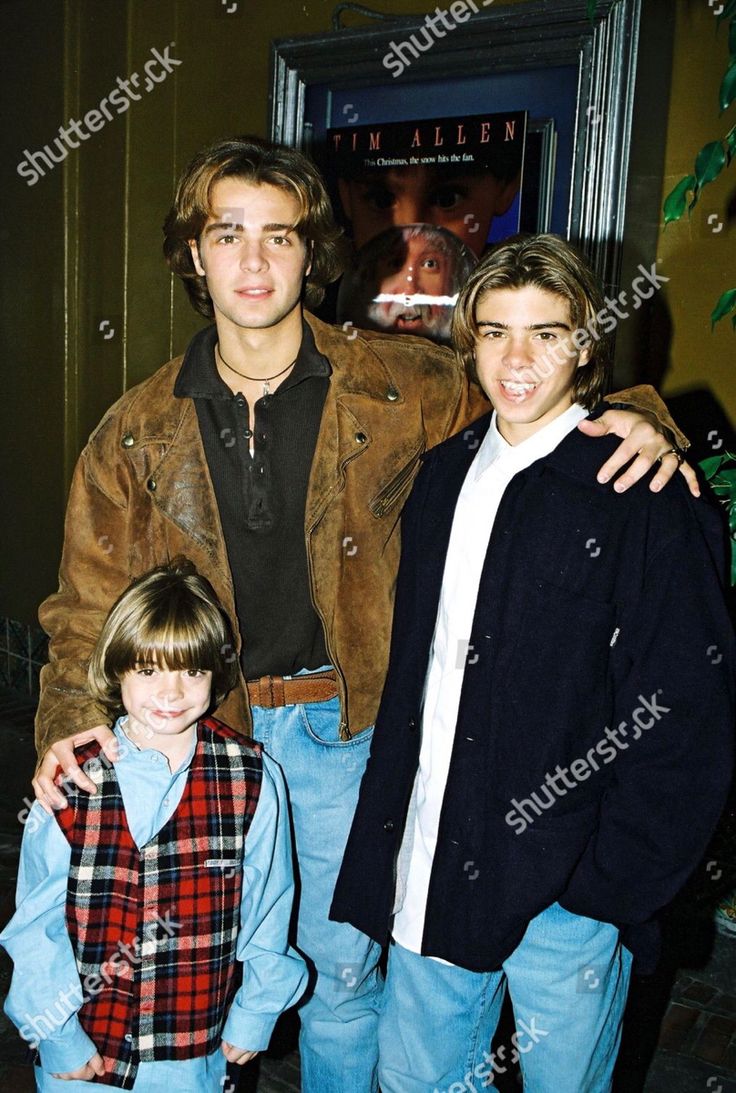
[331,235,735,1093]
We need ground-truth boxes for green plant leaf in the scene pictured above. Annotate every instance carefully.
[695,140,727,186]
[720,59,736,112]
[701,454,730,480]
[726,124,736,164]
[663,175,697,222]
[718,0,736,26]
[587,0,597,22]
[730,14,736,56]
[699,452,736,585]
[711,288,736,329]
[716,467,736,491]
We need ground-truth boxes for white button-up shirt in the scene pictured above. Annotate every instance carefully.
[392,403,589,956]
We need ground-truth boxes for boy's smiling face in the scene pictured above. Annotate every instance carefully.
[474,284,590,445]
[120,664,212,760]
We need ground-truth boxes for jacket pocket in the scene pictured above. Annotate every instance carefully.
[369,448,423,518]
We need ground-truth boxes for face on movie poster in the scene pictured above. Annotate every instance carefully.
[327,112,527,343]
[336,224,476,345]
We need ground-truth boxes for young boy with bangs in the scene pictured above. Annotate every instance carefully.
[331,234,735,1092]
[1,560,306,1092]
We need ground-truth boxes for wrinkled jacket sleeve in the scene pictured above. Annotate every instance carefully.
[606,385,689,450]
[36,424,134,759]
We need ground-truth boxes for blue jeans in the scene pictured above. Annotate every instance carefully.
[250,681,380,1093]
[378,902,633,1093]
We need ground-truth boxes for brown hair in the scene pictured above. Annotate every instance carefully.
[163,135,346,316]
[88,559,238,716]
[451,233,613,409]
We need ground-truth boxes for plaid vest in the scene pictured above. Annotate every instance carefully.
[54,716,262,1089]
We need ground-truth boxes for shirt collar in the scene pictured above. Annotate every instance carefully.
[174,319,331,401]
[113,717,198,772]
[471,402,589,481]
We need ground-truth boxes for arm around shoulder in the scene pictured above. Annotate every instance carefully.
[609,384,689,452]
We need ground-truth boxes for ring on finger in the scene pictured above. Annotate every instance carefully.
[657,446,685,466]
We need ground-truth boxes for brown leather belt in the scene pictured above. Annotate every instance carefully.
[246,669,339,708]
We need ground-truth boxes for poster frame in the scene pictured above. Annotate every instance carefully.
[269,0,642,292]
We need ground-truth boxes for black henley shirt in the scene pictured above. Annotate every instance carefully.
[174,321,331,679]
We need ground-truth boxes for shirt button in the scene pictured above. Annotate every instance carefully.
[408,718,417,732]
[147,477,156,492]
[355,432,367,444]
[383,819,395,832]
[121,433,135,448]
[236,396,245,408]
[124,1033,133,1043]
[386,386,399,401]
[243,429,253,439]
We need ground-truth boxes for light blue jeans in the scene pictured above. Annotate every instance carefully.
[378,902,633,1093]
[250,679,380,1093]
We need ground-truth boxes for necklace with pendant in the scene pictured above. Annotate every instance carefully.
[216,343,296,397]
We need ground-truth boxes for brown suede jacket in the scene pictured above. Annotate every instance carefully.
[36,312,687,755]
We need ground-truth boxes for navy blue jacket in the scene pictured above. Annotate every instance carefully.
[331,412,735,973]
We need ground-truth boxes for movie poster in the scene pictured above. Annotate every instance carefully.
[325,110,527,343]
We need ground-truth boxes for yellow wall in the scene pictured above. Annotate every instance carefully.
[658,0,736,420]
[1,0,734,623]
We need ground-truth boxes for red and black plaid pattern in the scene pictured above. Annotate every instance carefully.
[55,716,262,1089]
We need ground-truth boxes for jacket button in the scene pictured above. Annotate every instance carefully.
[355,432,367,444]
[386,386,399,401]
[408,717,417,731]
[383,819,395,832]
[147,478,157,492]
[121,433,135,448]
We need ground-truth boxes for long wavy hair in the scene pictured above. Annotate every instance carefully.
[163,135,346,316]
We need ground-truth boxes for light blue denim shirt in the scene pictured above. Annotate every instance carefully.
[0,720,307,1092]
